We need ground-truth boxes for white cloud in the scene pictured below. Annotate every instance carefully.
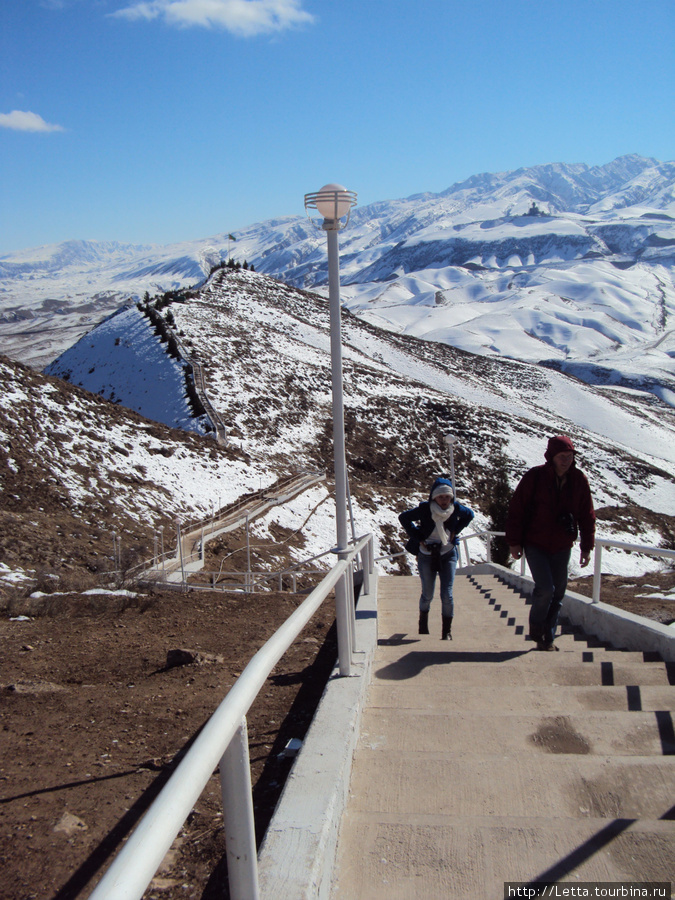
[0,110,65,133]
[112,0,315,36]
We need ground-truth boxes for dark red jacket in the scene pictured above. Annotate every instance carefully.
[505,462,596,555]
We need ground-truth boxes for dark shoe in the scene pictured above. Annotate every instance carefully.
[418,611,429,635]
[536,640,558,651]
[441,615,453,640]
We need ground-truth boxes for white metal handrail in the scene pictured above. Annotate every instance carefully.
[380,530,506,568]
[456,528,504,567]
[392,532,674,603]
[593,538,675,603]
[461,532,675,603]
[88,533,374,900]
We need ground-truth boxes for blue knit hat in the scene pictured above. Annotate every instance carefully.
[429,477,454,501]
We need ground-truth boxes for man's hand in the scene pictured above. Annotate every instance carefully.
[509,544,523,560]
[580,551,591,568]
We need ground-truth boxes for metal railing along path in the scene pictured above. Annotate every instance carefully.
[189,356,228,445]
[123,472,326,586]
[178,471,325,546]
[88,533,374,900]
[593,538,675,603]
[388,531,674,606]
[462,531,675,604]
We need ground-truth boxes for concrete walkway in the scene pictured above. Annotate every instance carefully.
[329,574,675,899]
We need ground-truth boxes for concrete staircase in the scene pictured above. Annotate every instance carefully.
[330,573,675,899]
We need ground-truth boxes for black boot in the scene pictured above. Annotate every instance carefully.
[418,611,429,635]
[442,615,453,640]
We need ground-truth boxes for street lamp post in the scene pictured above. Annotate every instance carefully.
[444,434,461,563]
[444,433,458,496]
[304,184,357,676]
[159,525,165,575]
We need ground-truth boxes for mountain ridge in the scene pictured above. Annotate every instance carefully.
[1,154,673,400]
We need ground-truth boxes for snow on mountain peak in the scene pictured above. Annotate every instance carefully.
[0,154,673,402]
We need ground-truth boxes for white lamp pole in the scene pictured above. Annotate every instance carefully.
[304,184,357,676]
[444,433,458,496]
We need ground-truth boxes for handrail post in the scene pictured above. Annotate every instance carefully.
[592,543,603,604]
[361,537,371,596]
[220,718,259,900]
[347,559,356,656]
[177,520,185,585]
[336,556,353,675]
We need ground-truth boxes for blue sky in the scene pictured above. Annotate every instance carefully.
[1,0,674,254]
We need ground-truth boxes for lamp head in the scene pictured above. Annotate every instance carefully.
[315,184,352,219]
[304,184,357,230]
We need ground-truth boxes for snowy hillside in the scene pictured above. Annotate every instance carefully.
[1,155,673,400]
[45,304,211,435]
[43,268,675,581]
[0,351,273,595]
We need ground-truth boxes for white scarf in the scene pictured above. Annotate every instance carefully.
[430,500,453,545]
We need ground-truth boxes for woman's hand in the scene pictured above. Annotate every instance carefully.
[509,544,523,560]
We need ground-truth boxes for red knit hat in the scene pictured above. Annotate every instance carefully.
[545,435,575,462]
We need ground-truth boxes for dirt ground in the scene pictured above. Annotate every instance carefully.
[567,568,675,626]
[0,586,337,900]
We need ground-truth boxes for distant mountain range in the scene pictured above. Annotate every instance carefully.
[1,154,673,403]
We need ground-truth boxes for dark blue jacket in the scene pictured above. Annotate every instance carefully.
[399,478,474,556]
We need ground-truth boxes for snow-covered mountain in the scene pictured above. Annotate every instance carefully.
[0,348,274,597]
[42,268,675,577]
[0,239,216,369]
[1,155,674,400]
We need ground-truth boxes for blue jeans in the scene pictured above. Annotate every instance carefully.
[417,546,457,618]
[524,543,571,644]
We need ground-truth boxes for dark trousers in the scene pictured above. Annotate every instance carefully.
[524,544,571,644]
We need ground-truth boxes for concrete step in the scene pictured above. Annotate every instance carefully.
[366,682,675,713]
[343,753,675,819]
[379,617,666,653]
[381,629,670,665]
[359,707,675,757]
[332,814,675,900]
[371,650,673,686]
